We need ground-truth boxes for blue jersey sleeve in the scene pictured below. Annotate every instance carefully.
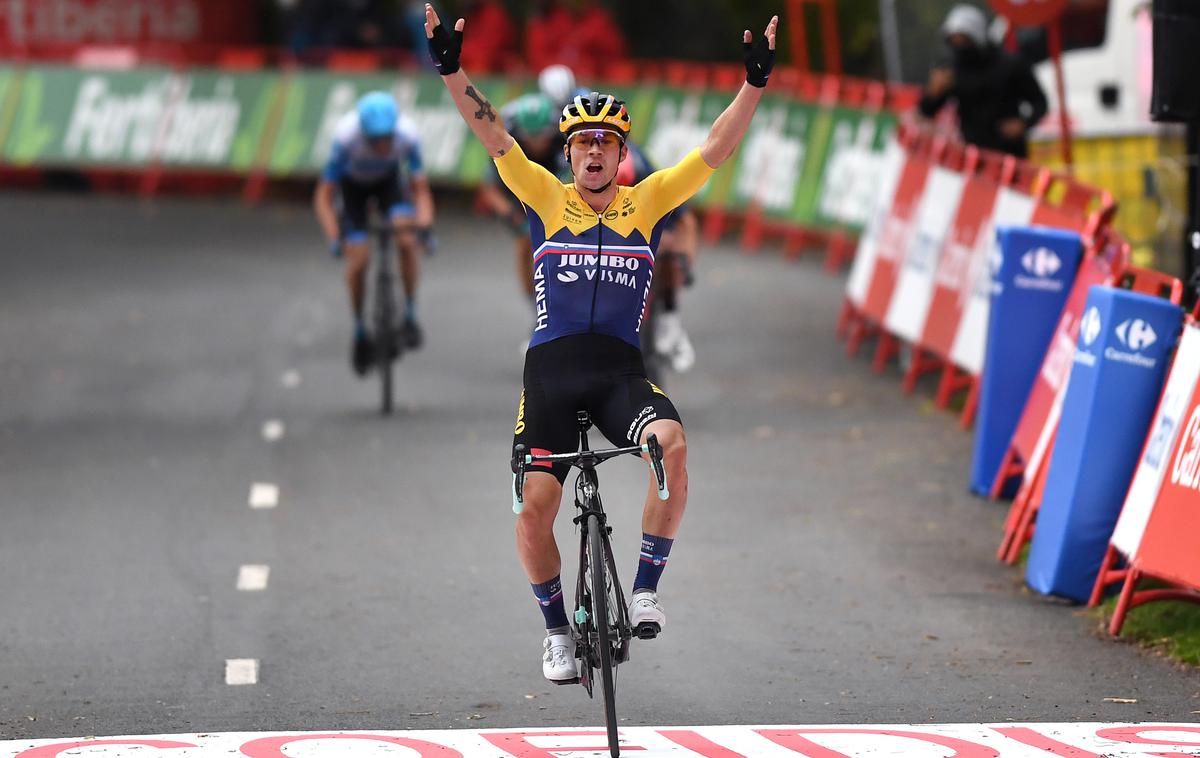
[322,142,348,182]
[406,141,425,176]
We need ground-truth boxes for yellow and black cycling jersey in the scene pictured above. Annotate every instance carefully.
[495,142,713,349]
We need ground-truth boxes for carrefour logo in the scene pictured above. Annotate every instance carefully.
[1022,247,1062,278]
[1115,319,1157,351]
[1080,307,1102,346]
[1013,245,1065,292]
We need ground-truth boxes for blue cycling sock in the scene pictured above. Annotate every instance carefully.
[354,320,367,339]
[633,533,673,593]
[531,575,569,631]
[404,297,417,322]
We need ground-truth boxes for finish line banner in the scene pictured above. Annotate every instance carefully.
[0,63,894,231]
[3,724,1200,757]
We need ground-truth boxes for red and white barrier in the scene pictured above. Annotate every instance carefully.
[1090,320,1200,633]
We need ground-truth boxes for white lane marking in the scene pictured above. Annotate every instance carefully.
[224,659,258,686]
[3,724,1200,756]
[261,419,285,442]
[248,482,279,509]
[280,369,301,389]
[236,565,270,592]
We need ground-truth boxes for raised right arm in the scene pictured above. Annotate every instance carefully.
[424,5,514,158]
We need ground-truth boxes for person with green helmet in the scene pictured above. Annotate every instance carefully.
[478,91,567,306]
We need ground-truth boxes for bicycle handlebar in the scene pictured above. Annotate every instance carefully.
[510,434,669,515]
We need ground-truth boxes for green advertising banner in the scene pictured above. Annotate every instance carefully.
[266,70,518,184]
[1,64,278,170]
[0,62,900,235]
[719,94,817,218]
[638,84,733,209]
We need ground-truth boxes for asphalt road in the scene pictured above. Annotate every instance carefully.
[0,190,1196,741]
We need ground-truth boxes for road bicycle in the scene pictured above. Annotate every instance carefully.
[511,411,669,758]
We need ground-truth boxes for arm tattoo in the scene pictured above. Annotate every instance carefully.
[464,86,497,122]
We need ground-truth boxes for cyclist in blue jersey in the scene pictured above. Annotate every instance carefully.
[426,3,776,683]
[314,91,435,376]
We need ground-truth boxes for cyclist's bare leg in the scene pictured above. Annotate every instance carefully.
[516,471,564,584]
[392,218,420,301]
[639,419,688,538]
[343,240,371,319]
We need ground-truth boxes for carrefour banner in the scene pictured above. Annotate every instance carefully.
[0,63,895,233]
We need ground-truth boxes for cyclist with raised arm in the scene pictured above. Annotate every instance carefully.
[314,91,435,376]
[425,3,776,684]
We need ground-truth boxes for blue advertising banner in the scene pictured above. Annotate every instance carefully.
[970,226,1083,495]
[1027,286,1183,602]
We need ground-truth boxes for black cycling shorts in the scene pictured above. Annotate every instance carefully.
[513,334,682,484]
[338,170,415,243]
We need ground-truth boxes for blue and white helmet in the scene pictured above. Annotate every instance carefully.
[357,91,398,138]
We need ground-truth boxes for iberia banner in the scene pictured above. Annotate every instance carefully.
[0,0,258,52]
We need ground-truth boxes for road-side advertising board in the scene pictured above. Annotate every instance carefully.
[1110,324,1200,559]
[1133,354,1200,591]
[4,724,1200,757]
[815,110,897,231]
[844,136,905,310]
[265,70,515,185]
[715,92,814,218]
[969,225,1082,496]
[948,187,1037,376]
[857,141,933,324]
[993,252,1120,495]
[919,162,1002,361]
[883,163,967,344]
[1027,286,1182,602]
[641,84,732,209]
[1,65,276,171]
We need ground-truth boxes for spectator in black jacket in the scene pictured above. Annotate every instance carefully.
[918,4,1048,158]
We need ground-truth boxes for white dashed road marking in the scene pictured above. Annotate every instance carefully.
[248,482,279,509]
[223,659,258,686]
[236,565,270,592]
[261,419,285,442]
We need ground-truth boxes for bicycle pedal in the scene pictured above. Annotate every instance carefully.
[634,622,660,640]
[551,676,581,686]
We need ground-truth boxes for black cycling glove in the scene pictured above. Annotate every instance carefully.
[743,32,775,88]
[427,21,463,75]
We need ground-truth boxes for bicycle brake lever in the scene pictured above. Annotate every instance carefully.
[645,434,670,501]
[512,444,527,514]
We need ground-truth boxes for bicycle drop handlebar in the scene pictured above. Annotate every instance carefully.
[511,435,669,515]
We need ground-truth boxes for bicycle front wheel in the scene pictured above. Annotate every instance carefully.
[375,281,394,416]
[587,513,619,757]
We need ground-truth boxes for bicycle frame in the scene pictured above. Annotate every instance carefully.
[510,412,668,757]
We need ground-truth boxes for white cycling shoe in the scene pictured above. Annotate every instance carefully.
[629,590,665,639]
[542,632,579,684]
[653,312,696,373]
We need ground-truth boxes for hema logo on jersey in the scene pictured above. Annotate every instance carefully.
[1014,246,1064,291]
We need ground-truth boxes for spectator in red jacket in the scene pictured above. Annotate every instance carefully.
[525,0,580,71]
[575,0,626,73]
[458,0,518,72]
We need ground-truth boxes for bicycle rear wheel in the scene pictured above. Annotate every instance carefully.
[587,513,619,757]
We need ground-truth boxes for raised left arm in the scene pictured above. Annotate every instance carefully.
[699,15,778,168]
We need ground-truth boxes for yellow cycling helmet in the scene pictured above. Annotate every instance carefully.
[559,92,631,137]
